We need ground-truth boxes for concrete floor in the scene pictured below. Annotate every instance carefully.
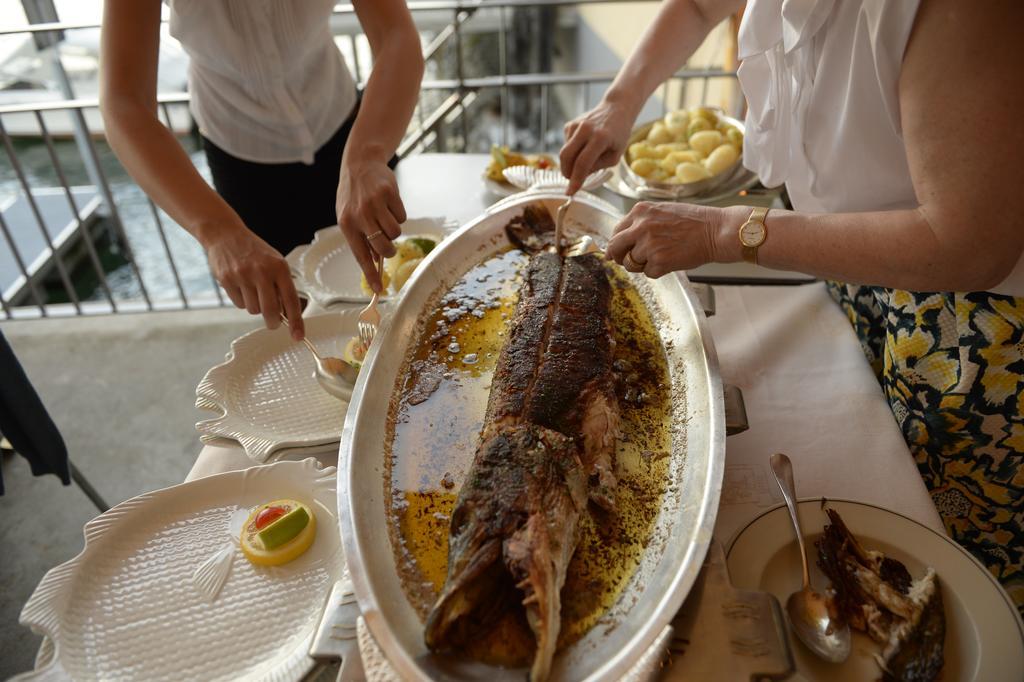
[0,307,259,678]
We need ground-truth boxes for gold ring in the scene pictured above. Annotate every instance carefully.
[366,231,384,241]
[623,250,645,271]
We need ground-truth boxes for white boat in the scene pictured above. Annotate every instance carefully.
[0,28,192,138]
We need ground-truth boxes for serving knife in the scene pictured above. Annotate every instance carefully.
[663,541,794,681]
[306,577,364,681]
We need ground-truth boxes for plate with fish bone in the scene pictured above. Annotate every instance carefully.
[727,498,1024,682]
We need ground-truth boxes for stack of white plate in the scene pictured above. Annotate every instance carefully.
[195,311,362,463]
[501,165,612,193]
[199,217,455,462]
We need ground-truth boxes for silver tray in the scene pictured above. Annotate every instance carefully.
[604,162,760,205]
[338,190,726,680]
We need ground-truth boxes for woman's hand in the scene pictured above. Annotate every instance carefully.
[560,100,636,194]
[101,0,314,334]
[336,158,407,293]
[206,226,305,339]
[606,202,739,278]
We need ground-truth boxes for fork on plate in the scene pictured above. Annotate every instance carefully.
[358,252,384,349]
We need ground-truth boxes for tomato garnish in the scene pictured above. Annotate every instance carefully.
[254,505,289,530]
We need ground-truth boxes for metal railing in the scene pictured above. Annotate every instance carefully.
[0,0,738,320]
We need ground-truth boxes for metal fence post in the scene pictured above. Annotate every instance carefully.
[498,5,509,147]
[453,9,469,151]
[33,110,118,312]
[158,102,227,306]
[0,117,81,312]
[0,208,47,317]
[69,107,153,309]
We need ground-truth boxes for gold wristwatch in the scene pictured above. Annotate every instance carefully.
[738,206,769,265]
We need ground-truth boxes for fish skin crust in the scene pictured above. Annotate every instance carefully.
[423,423,586,682]
[425,205,619,681]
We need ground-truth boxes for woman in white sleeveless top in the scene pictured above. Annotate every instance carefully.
[100,1,424,340]
[561,0,1024,612]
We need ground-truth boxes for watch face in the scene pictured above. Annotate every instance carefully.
[740,220,766,247]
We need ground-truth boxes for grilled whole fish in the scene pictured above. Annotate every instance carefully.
[425,205,619,681]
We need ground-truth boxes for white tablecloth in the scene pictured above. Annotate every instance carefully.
[706,282,942,539]
[187,153,943,540]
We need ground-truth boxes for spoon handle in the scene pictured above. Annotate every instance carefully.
[769,452,810,590]
[555,196,572,255]
[280,313,322,359]
[301,336,322,360]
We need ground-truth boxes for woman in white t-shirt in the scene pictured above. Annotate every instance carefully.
[100,0,424,340]
[561,0,1024,612]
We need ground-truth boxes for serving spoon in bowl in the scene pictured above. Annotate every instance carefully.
[769,452,852,663]
[279,314,358,401]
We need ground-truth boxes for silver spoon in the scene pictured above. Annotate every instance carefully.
[769,452,851,663]
[279,314,358,401]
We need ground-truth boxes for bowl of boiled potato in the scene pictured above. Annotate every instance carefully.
[621,107,744,198]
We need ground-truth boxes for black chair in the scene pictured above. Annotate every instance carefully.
[0,331,109,513]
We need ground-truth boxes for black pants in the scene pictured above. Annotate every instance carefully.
[202,103,397,256]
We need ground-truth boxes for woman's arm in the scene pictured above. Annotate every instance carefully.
[99,0,304,337]
[337,0,425,291]
[609,0,1024,294]
[560,0,744,193]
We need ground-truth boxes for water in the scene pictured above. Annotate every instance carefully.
[0,131,221,305]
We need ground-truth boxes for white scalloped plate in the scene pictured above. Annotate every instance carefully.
[286,217,458,307]
[482,174,519,198]
[195,311,360,462]
[194,432,342,460]
[16,458,344,682]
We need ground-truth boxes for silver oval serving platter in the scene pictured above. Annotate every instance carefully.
[338,190,725,680]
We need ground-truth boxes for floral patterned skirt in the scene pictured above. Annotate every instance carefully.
[826,281,1024,614]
